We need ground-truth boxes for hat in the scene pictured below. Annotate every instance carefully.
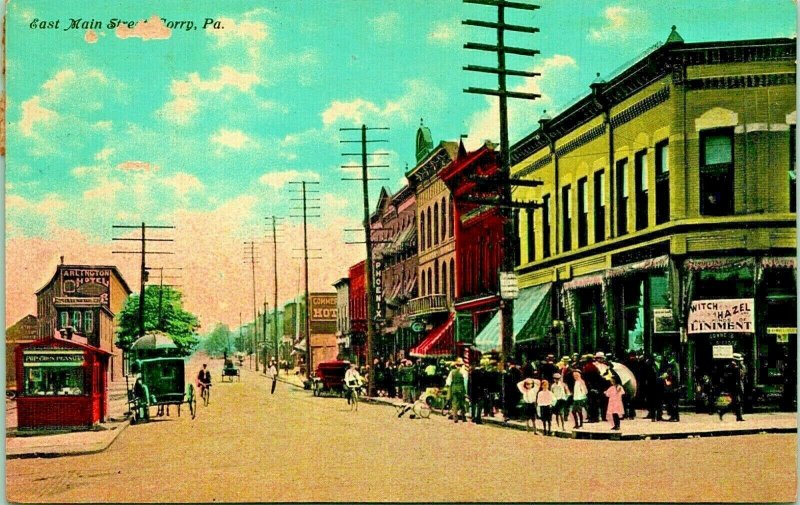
[561,356,570,362]
[553,373,561,379]
[454,358,464,366]
[595,352,606,359]
[732,353,743,361]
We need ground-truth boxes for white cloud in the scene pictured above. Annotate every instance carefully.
[95,147,115,161]
[162,172,204,198]
[321,193,348,211]
[427,19,460,44]
[117,160,160,173]
[209,16,270,45]
[321,79,445,127]
[370,12,401,40]
[19,96,58,136]
[588,6,648,43]
[83,177,124,202]
[258,170,320,189]
[464,54,578,149]
[115,15,172,41]
[210,128,252,150]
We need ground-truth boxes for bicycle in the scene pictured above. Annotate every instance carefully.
[393,398,432,419]
[344,381,363,411]
[199,382,211,406]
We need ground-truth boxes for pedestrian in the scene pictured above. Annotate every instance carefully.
[504,361,523,421]
[662,372,679,421]
[571,370,588,429]
[605,376,625,431]
[718,354,745,422]
[469,363,485,424]
[517,377,539,434]
[550,372,570,431]
[268,360,278,394]
[537,380,555,435]
[446,358,469,423]
[539,354,558,384]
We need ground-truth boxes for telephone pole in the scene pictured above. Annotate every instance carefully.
[112,223,175,336]
[463,0,541,370]
[147,267,183,329]
[341,124,391,397]
[289,181,321,379]
[266,215,285,366]
[243,239,262,371]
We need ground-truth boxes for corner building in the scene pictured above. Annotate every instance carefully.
[511,30,796,408]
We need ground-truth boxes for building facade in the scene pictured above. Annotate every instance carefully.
[6,314,38,393]
[347,260,367,364]
[511,30,796,407]
[332,277,350,353]
[35,262,132,381]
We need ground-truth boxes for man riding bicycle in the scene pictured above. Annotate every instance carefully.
[344,363,364,405]
[197,363,212,402]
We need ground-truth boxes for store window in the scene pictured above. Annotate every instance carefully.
[526,210,535,262]
[635,150,648,231]
[562,185,572,252]
[790,125,796,213]
[577,177,588,248]
[655,140,670,224]
[622,278,645,353]
[23,361,86,396]
[542,194,551,259]
[700,129,734,216]
[762,269,797,391]
[616,159,629,236]
[84,311,94,334]
[594,170,605,243]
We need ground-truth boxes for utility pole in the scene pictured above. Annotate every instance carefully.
[148,267,182,329]
[243,240,262,371]
[266,215,284,367]
[262,297,268,372]
[289,181,321,379]
[239,311,243,355]
[112,223,175,374]
[463,0,541,370]
[340,124,391,397]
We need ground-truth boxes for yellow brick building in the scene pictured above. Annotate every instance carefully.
[511,29,796,408]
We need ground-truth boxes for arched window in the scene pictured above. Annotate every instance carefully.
[420,212,426,252]
[441,261,447,301]
[426,207,432,249]
[421,270,426,296]
[441,197,447,240]
[434,263,440,294]
[433,203,439,245]
[427,267,433,295]
[449,196,455,237]
[450,258,455,300]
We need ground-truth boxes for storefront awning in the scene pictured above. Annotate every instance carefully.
[474,283,552,353]
[409,313,455,358]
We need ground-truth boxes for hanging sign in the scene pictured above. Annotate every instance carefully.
[373,259,384,319]
[712,345,734,359]
[653,308,676,333]
[688,299,754,334]
[499,272,519,300]
[767,327,796,343]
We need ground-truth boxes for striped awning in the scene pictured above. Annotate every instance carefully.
[409,313,455,358]
[474,283,552,353]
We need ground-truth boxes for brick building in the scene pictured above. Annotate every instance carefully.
[511,29,796,407]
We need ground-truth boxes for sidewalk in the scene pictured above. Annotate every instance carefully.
[274,374,797,440]
[5,379,132,459]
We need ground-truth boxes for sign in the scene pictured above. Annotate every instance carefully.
[653,308,676,333]
[712,345,734,359]
[61,268,112,305]
[23,349,84,366]
[767,327,796,344]
[308,294,337,321]
[373,259,384,319]
[53,296,102,307]
[411,321,425,333]
[499,272,519,300]
[688,299,754,334]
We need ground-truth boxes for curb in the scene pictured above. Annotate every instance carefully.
[6,419,131,460]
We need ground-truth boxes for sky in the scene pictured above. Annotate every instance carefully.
[5,0,797,330]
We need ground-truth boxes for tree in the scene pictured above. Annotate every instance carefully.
[116,286,200,356]
[202,323,232,357]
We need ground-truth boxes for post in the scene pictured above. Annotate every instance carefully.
[361,124,377,397]
[250,242,259,372]
[263,300,268,371]
[302,182,312,379]
[139,222,146,339]
[272,217,280,367]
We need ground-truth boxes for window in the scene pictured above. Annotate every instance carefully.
[562,185,572,252]
[426,208,432,249]
[449,197,455,237]
[450,258,455,300]
[542,194,551,259]
[616,159,629,236]
[526,210,535,262]
[635,150,648,231]
[84,310,94,334]
[441,261,447,300]
[622,278,646,353]
[24,364,85,396]
[513,210,521,266]
[59,311,69,329]
[433,203,439,245]
[419,212,425,252]
[700,129,734,216]
[790,126,796,213]
[577,177,588,248]
[427,267,432,296]
[441,197,447,240]
[655,141,670,224]
[434,262,440,294]
[72,311,82,332]
[594,170,605,243]
[421,270,426,296]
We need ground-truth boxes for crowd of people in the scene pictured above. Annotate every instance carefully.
[351,349,749,432]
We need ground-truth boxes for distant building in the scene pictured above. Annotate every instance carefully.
[5,314,38,393]
[332,277,350,353]
[35,261,131,381]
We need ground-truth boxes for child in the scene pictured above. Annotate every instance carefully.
[550,373,570,431]
[605,376,626,430]
[571,370,588,429]
[517,378,539,434]
[537,380,555,435]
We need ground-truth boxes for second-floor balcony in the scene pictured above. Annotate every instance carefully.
[405,294,448,317]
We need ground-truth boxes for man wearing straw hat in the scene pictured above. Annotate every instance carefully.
[446,358,469,423]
